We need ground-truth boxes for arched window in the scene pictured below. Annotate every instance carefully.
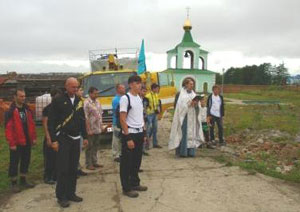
[183,50,194,69]
[199,57,205,70]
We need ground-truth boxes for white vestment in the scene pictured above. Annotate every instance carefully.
[168,88,204,150]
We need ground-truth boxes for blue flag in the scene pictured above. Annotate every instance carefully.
[137,39,147,75]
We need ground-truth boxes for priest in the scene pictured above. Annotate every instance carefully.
[169,78,204,157]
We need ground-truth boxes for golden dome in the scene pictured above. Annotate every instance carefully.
[183,18,192,30]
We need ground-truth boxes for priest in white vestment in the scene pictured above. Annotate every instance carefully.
[169,78,204,157]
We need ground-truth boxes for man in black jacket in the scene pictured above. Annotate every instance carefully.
[48,77,88,208]
[207,85,225,146]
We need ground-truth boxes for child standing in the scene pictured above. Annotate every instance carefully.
[207,85,225,146]
[200,96,215,149]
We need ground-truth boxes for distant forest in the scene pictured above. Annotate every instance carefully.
[216,63,289,85]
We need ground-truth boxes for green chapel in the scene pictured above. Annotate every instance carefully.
[162,18,216,93]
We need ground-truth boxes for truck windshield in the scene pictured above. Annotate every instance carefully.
[82,72,136,97]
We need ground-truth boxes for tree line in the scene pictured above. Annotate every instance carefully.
[216,63,290,85]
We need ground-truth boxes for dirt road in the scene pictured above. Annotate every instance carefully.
[1,118,300,212]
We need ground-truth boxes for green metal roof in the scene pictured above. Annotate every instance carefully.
[163,68,216,75]
[178,30,200,47]
[200,49,209,54]
[166,48,177,54]
[166,29,202,54]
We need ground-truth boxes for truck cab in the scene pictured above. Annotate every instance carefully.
[80,48,176,134]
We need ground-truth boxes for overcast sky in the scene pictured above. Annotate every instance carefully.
[0,0,299,75]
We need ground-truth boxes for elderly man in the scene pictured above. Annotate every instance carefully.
[48,77,88,208]
[84,86,104,170]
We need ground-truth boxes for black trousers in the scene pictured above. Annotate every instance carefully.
[43,138,57,181]
[209,115,224,142]
[56,134,80,200]
[9,144,31,178]
[120,132,143,192]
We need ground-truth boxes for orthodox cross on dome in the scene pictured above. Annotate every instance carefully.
[186,7,190,19]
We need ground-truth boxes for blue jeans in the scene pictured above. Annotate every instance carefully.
[147,113,158,146]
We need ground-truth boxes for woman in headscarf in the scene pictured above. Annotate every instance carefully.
[169,78,204,157]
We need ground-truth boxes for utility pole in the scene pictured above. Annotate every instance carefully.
[222,68,225,95]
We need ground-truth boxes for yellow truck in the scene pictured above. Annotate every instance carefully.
[80,48,177,133]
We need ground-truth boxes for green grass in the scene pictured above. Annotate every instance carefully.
[0,126,45,194]
[223,88,300,136]
[212,154,229,163]
[224,104,300,136]
[224,87,300,107]
[212,155,233,167]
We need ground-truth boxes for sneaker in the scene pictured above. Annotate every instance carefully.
[57,199,70,208]
[68,194,83,202]
[93,164,104,168]
[11,184,21,193]
[153,145,162,148]
[114,157,120,162]
[77,169,88,176]
[123,190,139,198]
[20,181,35,189]
[132,185,148,191]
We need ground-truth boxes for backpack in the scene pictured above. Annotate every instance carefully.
[115,94,131,128]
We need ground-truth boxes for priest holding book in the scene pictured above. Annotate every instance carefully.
[169,78,204,157]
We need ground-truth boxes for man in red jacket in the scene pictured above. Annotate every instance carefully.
[5,88,37,193]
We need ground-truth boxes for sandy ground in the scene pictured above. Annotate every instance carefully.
[1,118,300,212]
